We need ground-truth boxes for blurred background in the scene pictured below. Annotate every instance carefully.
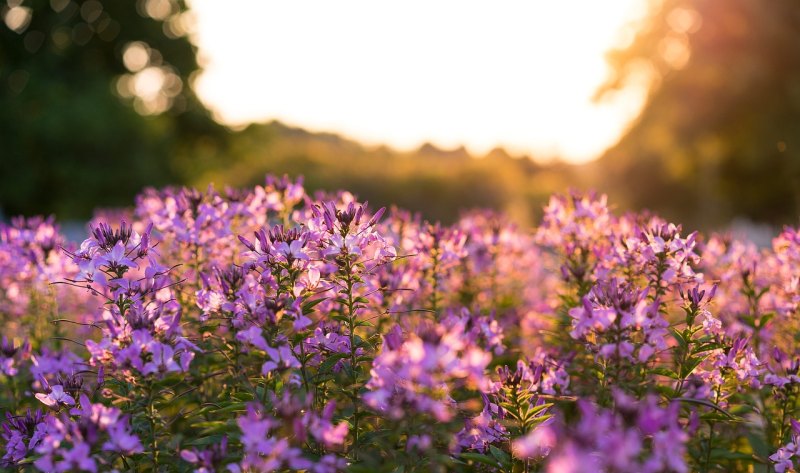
[1,0,798,233]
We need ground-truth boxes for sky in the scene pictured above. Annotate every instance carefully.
[188,0,651,164]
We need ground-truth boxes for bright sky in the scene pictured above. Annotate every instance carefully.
[188,1,650,163]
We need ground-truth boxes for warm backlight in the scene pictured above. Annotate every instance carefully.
[189,0,650,163]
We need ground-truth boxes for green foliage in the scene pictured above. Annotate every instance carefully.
[594,0,800,228]
[0,0,226,219]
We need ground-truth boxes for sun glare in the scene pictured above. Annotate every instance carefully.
[188,0,650,163]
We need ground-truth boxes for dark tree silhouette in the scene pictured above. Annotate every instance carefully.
[0,0,226,218]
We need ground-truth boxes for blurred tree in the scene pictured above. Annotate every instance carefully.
[0,0,226,218]
[194,121,561,226]
[594,0,800,229]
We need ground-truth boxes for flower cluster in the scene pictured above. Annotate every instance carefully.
[771,419,800,473]
[71,221,197,379]
[0,216,91,336]
[364,323,491,422]
[527,393,689,473]
[568,277,664,363]
[2,177,800,472]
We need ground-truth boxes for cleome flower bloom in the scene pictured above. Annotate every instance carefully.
[364,322,491,422]
[2,177,800,472]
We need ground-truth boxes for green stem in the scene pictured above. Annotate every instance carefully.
[344,257,361,461]
[299,341,310,395]
[147,382,159,471]
[703,421,714,472]
[777,387,791,445]
[430,247,440,315]
[702,384,723,472]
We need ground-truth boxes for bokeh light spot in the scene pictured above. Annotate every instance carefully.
[123,42,150,72]
[4,6,32,33]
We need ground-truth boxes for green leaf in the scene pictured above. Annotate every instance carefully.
[460,452,502,468]
[669,328,688,350]
[301,297,327,314]
[183,434,227,447]
[317,353,349,374]
[756,312,775,328]
[489,445,511,466]
[679,354,707,378]
[529,402,553,416]
[691,342,721,354]
[359,429,394,444]
[708,448,758,462]
[526,413,553,428]
[215,402,247,414]
[673,397,741,420]
[191,420,227,429]
[739,314,756,329]
[314,373,335,383]
[746,431,772,462]
[653,384,677,398]
[197,422,239,436]
[650,367,679,379]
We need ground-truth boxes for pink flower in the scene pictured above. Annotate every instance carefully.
[310,402,349,449]
[512,424,556,460]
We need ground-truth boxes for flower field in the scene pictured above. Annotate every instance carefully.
[1,175,799,472]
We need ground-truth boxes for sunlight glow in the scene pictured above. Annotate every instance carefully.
[188,0,650,163]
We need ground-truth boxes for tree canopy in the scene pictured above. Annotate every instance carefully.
[0,0,226,218]
[594,0,800,228]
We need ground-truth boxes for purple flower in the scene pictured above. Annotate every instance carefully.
[0,336,29,376]
[365,322,491,422]
[141,342,180,375]
[236,326,269,352]
[1,409,48,466]
[180,436,228,472]
[54,441,97,472]
[309,402,349,449]
[275,239,309,263]
[540,397,687,473]
[770,418,800,473]
[512,424,556,460]
[35,385,75,409]
[771,443,797,473]
[70,394,119,429]
[98,240,138,270]
[102,417,143,454]
[261,345,301,375]
[456,405,508,453]
[234,404,313,471]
